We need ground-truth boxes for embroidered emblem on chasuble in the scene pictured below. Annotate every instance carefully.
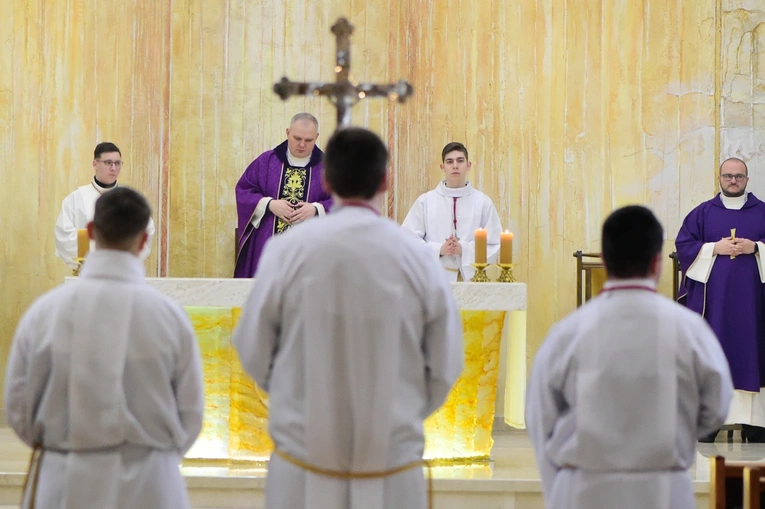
[274,165,312,235]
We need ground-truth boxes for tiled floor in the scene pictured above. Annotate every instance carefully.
[1,426,763,508]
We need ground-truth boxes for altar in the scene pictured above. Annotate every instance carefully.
[142,278,527,464]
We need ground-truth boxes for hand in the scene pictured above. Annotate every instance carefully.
[713,237,736,256]
[440,236,461,256]
[736,238,757,255]
[268,199,295,223]
[289,202,317,224]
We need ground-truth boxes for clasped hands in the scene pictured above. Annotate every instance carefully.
[714,236,757,256]
[440,235,463,256]
[269,199,316,225]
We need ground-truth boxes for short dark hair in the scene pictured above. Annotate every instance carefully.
[93,187,151,249]
[324,127,388,200]
[441,142,468,162]
[720,157,748,175]
[601,205,663,279]
[94,142,121,160]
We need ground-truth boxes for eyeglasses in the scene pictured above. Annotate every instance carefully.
[99,160,123,168]
[720,174,747,181]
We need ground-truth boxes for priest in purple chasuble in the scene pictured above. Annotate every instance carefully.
[676,157,765,441]
[235,113,333,278]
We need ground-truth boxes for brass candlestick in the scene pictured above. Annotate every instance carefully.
[471,263,490,282]
[72,257,85,276]
[497,263,516,282]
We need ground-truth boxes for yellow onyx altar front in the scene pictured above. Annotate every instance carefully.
[142,278,527,464]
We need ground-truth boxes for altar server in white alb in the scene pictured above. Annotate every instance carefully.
[526,205,733,509]
[54,142,155,269]
[233,127,464,509]
[5,187,204,509]
[401,141,502,281]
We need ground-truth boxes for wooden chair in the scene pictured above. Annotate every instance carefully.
[669,251,680,301]
[710,455,746,509]
[573,251,607,307]
[744,466,765,509]
[574,250,683,303]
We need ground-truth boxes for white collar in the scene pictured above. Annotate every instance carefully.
[601,277,658,291]
[436,180,475,198]
[79,250,146,283]
[719,191,748,210]
[91,177,117,195]
[287,150,312,167]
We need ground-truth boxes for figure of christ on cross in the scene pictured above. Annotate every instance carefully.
[273,17,414,130]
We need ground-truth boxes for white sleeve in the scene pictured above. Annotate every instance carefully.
[4,310,35,447]
[231,241,284,392]
[311,201,326,217]
[685,243,717,283]
[401,197,443,261]
[756,241,765,283]
[692,318,734,437]
[172,310,205,456]
[459,197,502,269]
[250,197,274,228]
[139,216,156,262]
[54,196,79,270]
[525,328,564,503]
[421,258,464,416]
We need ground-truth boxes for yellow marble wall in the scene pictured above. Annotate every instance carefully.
[0,2,168,406]
[3,0,763,407]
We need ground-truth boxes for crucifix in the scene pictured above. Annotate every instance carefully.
[273,17,414,130]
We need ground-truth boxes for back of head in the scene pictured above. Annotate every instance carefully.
[601,205,663,279]
[94,142,121,159]
[441,142,468,162]
[324,127,388,200]
[93,187,151,250]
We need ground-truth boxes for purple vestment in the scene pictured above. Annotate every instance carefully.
[234,141,332,278]
[676,193,765,391]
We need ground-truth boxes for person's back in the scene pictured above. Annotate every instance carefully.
[263,207,456,465]
[526,205,732,509]
[540,289,726,465]
[14,263,202,452]
[6,187,203,509]
[233,127,463,509]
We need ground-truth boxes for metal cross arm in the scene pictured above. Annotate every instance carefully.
[273,17,414,130]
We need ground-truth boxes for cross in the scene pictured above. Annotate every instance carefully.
[273,17,414,130]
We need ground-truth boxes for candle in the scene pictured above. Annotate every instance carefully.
[500,230,514,264]
[474,228,487,264]
[77,229,90,259]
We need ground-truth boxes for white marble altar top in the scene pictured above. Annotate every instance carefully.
[66,277,527,310]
